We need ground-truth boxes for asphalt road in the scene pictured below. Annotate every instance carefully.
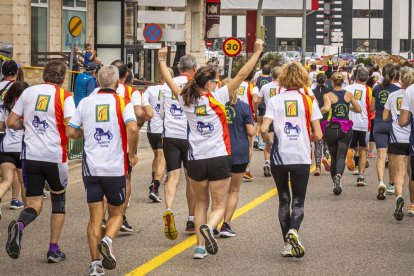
[0,137,413,276]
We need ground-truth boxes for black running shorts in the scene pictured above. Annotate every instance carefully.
[0,152,22,169]
[83,175,126,206]
[22,160,68,197]
[231,163,248,174]
[388,143,410,156]
[163,137,188,172]
[373,120,391,149]
[350,130,367,148]
[187,156,231,181]
[147,133,163,150]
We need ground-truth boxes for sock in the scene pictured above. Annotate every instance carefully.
[245,167,250,173]
[92,259,102,266]
[12,197,18,201]
[254,135,259,142]
[358,174,364,179]
[379,180,384,185]
[104,235,113,244]
[265,160,270,165]
[152,171,155,180]
[188,216,194,222]
[49,243,58,253]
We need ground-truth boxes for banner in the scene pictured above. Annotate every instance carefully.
[205,0,221,39]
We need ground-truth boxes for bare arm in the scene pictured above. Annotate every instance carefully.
[126,121,139,167]
[310,119,323,141]
[227,40,264,97]
[246,124,255,138]
[252,94,262,113]
[0,121,5,132]
[143,105,154,122]
[158,48,181,98]
[349,93,362,113]
[6,112,24,130]
[370,97,376,112]
[260,117,273,143]
[399,109,411,127]
[320,94,332,115]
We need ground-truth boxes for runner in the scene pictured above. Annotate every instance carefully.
[0,82,28,217]
[312,73,331,176]
[260,61,323,258]
[347,67,372,186]
[67,65,139,275]
[320,72,362,195]
[161,55,197,240]
[158,39,264,258]
[5,60,75,262]
[309,64,318,89]
[220,83,255,238]
[253,66,281,177]
[340,65,351,88]
[372,64,400,199]
[384,67,414,217]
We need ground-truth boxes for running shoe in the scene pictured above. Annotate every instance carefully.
[149,183,162,203]
[47,249,66,263]
[352,167,359,175]
[346,149,355,171]
[253,138,259,150]
[120,216,133,233]
[10,199,24,210]
[243,172,253,182]
[377,183,386,200]
[281,244,293,257]
[313,168,321,176]
[385,159,389,168]
[285,229,305,258]
[98,236,116,270]
[332,175,342,195]
[356,177,367,186]
[200,224,218,255]
[264,163,271,177]
[258,141,265,151]
[193,246,208,259]
[90,263,105,276]
[365,159,370,168]
[407,205,414,217]
[368,151,375,158]
[386,184,395,195]
[394,196,405,221]
[213,228,220,237]
[322,158,331,172]
[220,222,235,238]
[101,219,107,229]
[185,220,196,233]
[163,209,178,240]
[6,221,22,259]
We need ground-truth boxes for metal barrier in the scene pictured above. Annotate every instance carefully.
[67,138,83,160]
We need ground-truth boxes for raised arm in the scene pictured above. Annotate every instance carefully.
[158,48,181,98]
[227,40,264,97]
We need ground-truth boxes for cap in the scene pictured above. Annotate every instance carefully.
[85,63,97,71]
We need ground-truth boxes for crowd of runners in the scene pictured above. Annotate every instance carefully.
[1,38,414,275]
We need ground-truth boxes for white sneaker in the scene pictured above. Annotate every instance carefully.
[98,236,116,270]
[281,244,293,257]
[285,229,305,258]
[90,263,105,276]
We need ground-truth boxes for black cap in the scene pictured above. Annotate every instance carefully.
[85,63,97,71]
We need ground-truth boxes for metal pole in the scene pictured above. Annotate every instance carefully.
[151,49,155,82]
[256,0,264,39]
[409,0,412,59]
[68,38,75,91]
[228,57,233,79]
[368,0,371,53]
[301,0,307,65]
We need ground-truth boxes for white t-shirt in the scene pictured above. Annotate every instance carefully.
[68,91,136,176]
[385,89,410,143]
[236,81,254,110]
[309,71,318,87]
[264,90,322,165]
[179,86,231,160]
[143,84,165,134]
[256,81,281,106]
[161,75,189,139]
[91,84,149,107]
[12,83,75,163]
[0,110,24,152]
[347,83,372,131]
[342,71,351,88]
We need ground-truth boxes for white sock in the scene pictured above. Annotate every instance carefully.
[379,180,384,185]
[92,259,102,266]
[188,216,194,222]
[104,235,112,244]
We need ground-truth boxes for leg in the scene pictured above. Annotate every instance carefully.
[164,169,181,210]
[190,178,210,247]
[16,169,26,206]
[335,130,353,176]
[0,163,17,199]
[121,173,131,216]
[208,178,231,229]
[392,155,407,197]
[270,165,291,240]
[289,165,311,232]
[153,149,166,182]
[11,171,21,201]
[184,169,196,217]
[314,140,323,170]
[87,202,105,261]
[376,148,387,182]
[324,126,339,178]
[223,172,244,223]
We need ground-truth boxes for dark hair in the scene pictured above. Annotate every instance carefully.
[125,70,133,85]
[85,43,91,48]
[3,82,29,113]
[310,64,317,70]
[111,60,128,79]
[373,64,380,71]
[17,67,24,82]
[181,67,217,106]
[262,64,272,75]
[43,60,67,85]
[316,73,327,85]
[245,70,255,81]
[381,63,399,89]
[2,60,18,78]
[127,62,133,69]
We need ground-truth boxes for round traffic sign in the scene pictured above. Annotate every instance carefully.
[222,37,242,57]
[68,16,83,37]
[143,24,163,43]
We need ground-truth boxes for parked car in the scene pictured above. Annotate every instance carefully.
[339,53,356,61]
[305,52,321,61]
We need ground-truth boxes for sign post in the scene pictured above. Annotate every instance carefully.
[143,24,163,82]
[222,37,242,78]
[67,16,83,91]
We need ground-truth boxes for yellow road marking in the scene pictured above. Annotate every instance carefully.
[126,164,316,276]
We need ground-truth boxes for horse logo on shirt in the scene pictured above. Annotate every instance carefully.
[397,97,403,111]
[35,95,51,112]
[197,121,214,135]
[94,128,113,141]
[32,116,49,134]
[284,100,298,117]
[170,104,183,115]
[96,104,110,122]
[155,104,161,113]
[354,90,363,101]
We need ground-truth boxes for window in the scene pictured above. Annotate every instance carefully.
[353,10,383,18]
[31,0,48,65]
[353,39,382,52]
[62,0,87,52]
[400,40,414,52]
[31,0,47,5]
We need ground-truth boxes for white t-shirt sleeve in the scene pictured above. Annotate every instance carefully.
[0,110,5,122]
[12,93,25,116]
[123,103,137,124]
[64,96,76,118]
[257,86,264,98]
[252,86,260,96]
[68,101,82,129]
[131,91,142,107]
[142,88,150,107]
[311,99,323,121]
[384,96,392,111]
[401,90,411,111]
[215,86,230,104]
[264,98,275,120]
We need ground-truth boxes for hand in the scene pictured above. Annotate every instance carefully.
[158,47,168,61]
[129,154,138,167]
[93,50,97,55]
[254,39,264,53]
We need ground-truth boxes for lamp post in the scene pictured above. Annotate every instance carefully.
[301,0,307,65]
[368,0,371,53]
[409,0,412,59]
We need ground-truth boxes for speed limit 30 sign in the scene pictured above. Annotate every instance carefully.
[222,37,242,57]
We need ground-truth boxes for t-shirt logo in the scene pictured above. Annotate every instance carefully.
[354,90,363,101]
[334,103,348,117]
[35,95,51,112]
[269,88,277,98]
[378,90,389,105]
[96,104,110,122]
[237,86,246,96]
[195,104,208,116]
[197,121,214,135]
[284,100,298,117]
[397,97,403,111]
[225,105,236,124]
[260,80,269,87]
[171,92,177,100]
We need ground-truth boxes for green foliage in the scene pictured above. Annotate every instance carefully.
[355,56,372,66]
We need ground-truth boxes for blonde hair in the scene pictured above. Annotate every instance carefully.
[278,62,310,89]
[400,66,414,89]
[331,72,344,87]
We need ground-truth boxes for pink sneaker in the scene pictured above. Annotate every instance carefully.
[368,152,375,158]
[322,158,331,172]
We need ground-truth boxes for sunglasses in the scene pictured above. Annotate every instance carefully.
[210,79,218,84]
